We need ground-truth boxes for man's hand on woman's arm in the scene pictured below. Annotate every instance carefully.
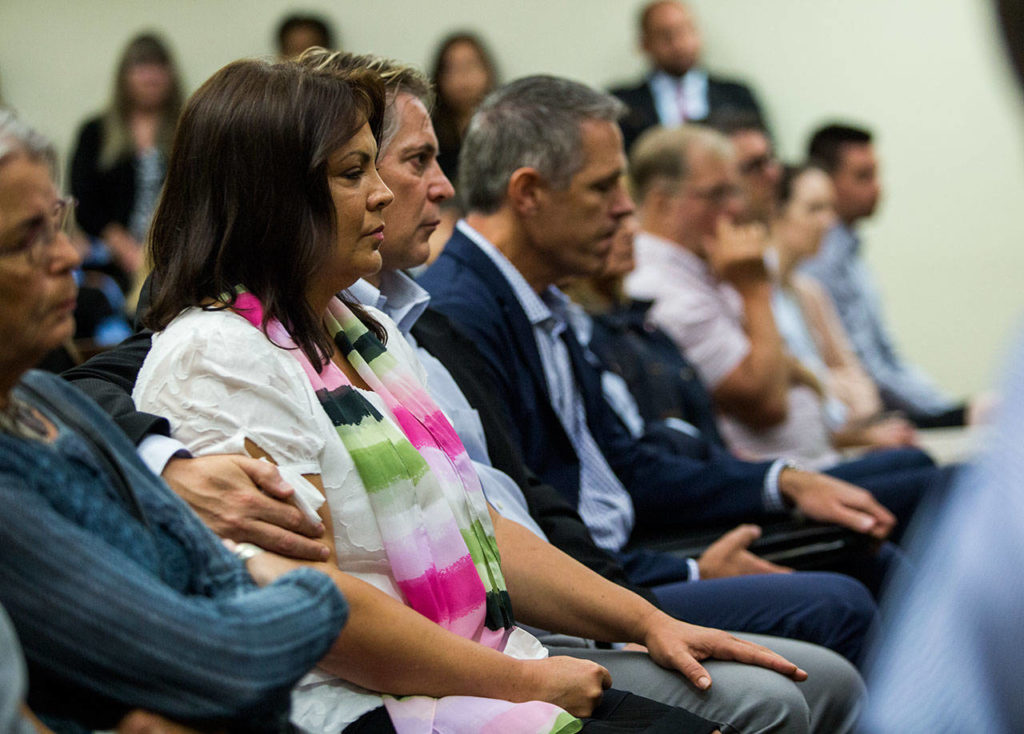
[162,455,330,562]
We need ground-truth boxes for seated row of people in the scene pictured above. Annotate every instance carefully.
[0,45,961,734]
[624,125,917,468]
[3,55,877,734]
[609,1,976,430]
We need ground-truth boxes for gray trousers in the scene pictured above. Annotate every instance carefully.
[547,633,864,734]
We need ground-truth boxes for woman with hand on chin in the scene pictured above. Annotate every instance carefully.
[769,164,917,451]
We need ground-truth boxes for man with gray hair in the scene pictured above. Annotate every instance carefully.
[627,124,838,466]
[422,75,886,732]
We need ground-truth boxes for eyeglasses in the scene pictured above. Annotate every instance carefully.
[737,153,778,177]
[0,197,76,266]
[686,184,742,206]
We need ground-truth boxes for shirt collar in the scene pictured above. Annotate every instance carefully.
[650,68,707,90]
[347,270,430,338]
[457,219,565,332]
[649,69,709,123]
[829,221,861,257]
[634,229,712,280]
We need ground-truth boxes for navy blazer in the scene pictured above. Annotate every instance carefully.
[420,229,778,533]
[610,73,766,154]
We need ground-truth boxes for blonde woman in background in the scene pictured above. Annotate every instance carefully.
[69,33,182,297]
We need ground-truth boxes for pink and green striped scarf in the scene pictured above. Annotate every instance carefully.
[234,291,580,734]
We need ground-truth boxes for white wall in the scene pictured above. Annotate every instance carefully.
[2,0,1022,397]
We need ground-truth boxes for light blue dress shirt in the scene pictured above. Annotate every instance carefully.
[649,69,709,125]
[348,271,547,539]
[456,221,637,552]
[800,223,955,416]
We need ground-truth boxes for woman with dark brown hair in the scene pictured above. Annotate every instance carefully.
[70,33,183,292]
[429,31,498,182]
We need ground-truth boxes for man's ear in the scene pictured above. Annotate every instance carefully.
[507,167,546,217]
[648,181,677,216]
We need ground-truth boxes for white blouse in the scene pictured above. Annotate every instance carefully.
[134,305,544,732]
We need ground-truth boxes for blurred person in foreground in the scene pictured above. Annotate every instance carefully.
[860,0,1024,729]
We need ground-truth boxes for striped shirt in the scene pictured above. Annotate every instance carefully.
[800,223,955,416]
[458,221,636,552]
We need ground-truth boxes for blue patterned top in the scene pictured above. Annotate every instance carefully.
[0,371,347,733]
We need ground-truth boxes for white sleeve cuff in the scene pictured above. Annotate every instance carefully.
[138,434,191,477]
[763,459,791,513]
[685,557,701,582]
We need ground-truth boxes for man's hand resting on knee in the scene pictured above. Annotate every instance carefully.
[779,467,896,540]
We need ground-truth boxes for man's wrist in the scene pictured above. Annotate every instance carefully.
[769,459,807,511]
[138,434,191,477]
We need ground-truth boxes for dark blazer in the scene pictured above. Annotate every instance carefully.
[610,73,767,154]
[590,300,724,445]
[62,329,166,444]
[411,308,658,604]
[62,301,659,604]
[419,228,778,533]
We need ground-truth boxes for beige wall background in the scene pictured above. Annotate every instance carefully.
[2,0,1023,397]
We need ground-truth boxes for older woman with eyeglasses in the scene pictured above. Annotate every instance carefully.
[0,109,347,733]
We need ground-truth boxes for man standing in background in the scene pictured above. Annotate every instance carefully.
[611,0,767,154]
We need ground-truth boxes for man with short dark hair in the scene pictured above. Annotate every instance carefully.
[611,0,767,154]
[709,111,781,225]
[276,13,335,59]
[802,123,969,427]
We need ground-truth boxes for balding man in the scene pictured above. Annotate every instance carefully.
[611,0,766,154]
[625,124,943,543]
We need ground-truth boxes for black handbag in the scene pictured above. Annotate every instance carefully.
[630,517,872,572]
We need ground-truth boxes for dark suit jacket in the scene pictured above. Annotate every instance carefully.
[62,329,165,444]
[411,309,658,603]
[419,228,778,533]
[610,73,767,154]
[590,300,724,445]
[62,300,659,605]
